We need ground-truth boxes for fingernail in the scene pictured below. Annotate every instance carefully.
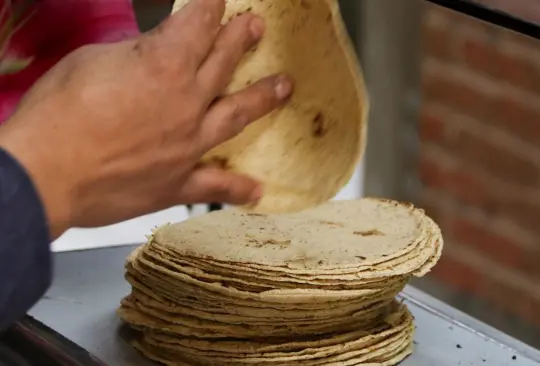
[250,17,265,40]
[250,185,264,204]
[274,75,293,100]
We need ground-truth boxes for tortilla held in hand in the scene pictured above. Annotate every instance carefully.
[172,0,369,213]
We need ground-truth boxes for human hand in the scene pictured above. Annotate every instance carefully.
[0,0,293,239]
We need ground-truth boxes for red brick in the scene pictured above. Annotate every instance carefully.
[426,3,492,34]
[420,153,540,232]
[495,198,540,238]
[493,51,540,94]
[430,247,540,326]
[502,28,540,55]
[424,4,458,25]
[422,0,540,328]
[419,110,447,143]
[422,71,491,121]
[444,127,539,187]
[521,246,540,280]
[430,254,485,294]
[458,37,499,76]
[448,216,525,269]
[418,192,449,228]
[490,97,540,147]
[419,149,540,237]
[454,30,540,95]
[446,168,491,208]
[423,23,453,61]
[457,36,540,96]
[419,154,444,188]
[481,276,540,327]
[417,100,540,188]
[419,151,492,208]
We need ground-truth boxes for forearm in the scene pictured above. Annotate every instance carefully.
[0,148,52,331]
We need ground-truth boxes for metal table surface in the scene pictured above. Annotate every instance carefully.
[29,245,540,366]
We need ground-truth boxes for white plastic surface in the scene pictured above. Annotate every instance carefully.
[51,206,190,252]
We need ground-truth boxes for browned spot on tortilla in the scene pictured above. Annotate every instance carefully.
[354,229,384,236]
[247,213,265,217]
[312,112,327,137]
[265,239,291,246]
[183,249,197,257]
[248,238,291,249]
[320,220,344,227]
[300,0,310,9]
[356,256,367,260]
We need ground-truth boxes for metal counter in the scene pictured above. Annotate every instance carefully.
[30,245,540,366]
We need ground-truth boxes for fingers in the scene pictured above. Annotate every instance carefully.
[197,13,265,95]
[177,165,262,205]
[197,74,294,150]
[144,0,225,68]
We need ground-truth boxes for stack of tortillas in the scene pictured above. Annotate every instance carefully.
[118,198,443,365]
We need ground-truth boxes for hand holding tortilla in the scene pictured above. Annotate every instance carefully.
[117,1,443,365]
[0,0,293,238]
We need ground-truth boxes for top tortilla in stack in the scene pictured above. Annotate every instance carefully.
[149,198,442,282]
[172,0,369,214]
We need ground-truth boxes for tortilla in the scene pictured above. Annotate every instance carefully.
[150,198,440,274]
[147,307,408,355]
[128,245,410,303]
[172,0,369,213]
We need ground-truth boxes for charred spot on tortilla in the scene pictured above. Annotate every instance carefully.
[312,112,327,138]
[354,229,385,237]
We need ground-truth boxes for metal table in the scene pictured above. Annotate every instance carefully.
[29,245,540,366]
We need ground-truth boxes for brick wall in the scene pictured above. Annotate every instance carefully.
[420,2,540,329]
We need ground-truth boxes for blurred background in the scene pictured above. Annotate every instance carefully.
[132,0,540,348]
[415,0,540,351]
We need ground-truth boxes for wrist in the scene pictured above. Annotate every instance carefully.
[0,120,74,239]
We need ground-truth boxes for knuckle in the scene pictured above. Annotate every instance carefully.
[135,38,194,78]
[225,102,249,133]
[233,17,260,51]
[204,103,246,145]
[148,16,169,37]
[134,44,170,78]
[202,9,214,26]
[198,0,223,26]
[211,47,231,67]
[252,83,279,110]
[212,177,233,197]
[183,104,206,133]
[232,14,256,40]
[212,20,254,62]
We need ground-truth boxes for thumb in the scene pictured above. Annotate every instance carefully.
[177,165,262,205]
